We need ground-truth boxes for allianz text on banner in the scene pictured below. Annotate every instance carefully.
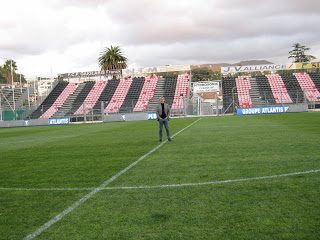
[221,64,287,73]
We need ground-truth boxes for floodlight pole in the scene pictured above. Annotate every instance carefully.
[101,101,104,121]
[183,95,186,117]
[34,77,37,107]
[20,73,23,109]
[216,93,219,116]
[83,102,86,123]
[27,80,30,110]
[232,86,236,115]
[11,60,16,120]
[0,92,2,121]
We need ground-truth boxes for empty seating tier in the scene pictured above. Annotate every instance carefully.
[236,75,253,108]
[29,82,68,119]
[104,78,133,113]
[265,74,292,104]
[39,83,78,119]
[222,76,239,112]
[93,79,120,111]
[294,73,320,102]
[119,77,146,113]
[171,74,190,109]
[74,81,108,115]
[71,81,95,114]
[255,75,275,103]
[162,76,178,106]
[309,73,320,92]
[134,76,159,112]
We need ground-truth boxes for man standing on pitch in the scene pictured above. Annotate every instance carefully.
[156,97,171,142]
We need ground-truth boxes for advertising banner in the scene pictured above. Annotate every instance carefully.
[148,113,157,120]
[294,62,314,70]
[221,62,320,74]
[193,81,219,93]
[237,106,290,115]
[221,64,287,73]
[122,65,191,77]
[48,118,70,125]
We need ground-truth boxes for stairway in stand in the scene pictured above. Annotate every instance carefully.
[52,83,85,118]
[146,78,165,112]
[249,77,265,107]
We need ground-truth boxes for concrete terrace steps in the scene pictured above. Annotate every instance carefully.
[146,78,165,112]
[0,88,26,110]
[249,77,265,107]
[52,83,85,118]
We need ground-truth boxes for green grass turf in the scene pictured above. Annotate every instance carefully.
[0,112,319,239]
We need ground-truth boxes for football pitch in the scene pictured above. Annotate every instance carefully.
[1,112,319,239]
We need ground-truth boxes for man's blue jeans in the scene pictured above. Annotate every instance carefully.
[159,119,171,140]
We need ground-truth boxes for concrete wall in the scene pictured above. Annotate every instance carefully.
[104,112,150,122]
[0,119,49,128]
[287,104,308,113]
[124,112,149,121]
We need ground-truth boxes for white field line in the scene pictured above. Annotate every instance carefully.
[102,169,320,190]
[0,187,94,191]
[23,117,202,240]
[2,169,319,192]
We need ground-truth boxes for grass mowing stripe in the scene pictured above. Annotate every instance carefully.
[2,169,318,191]
[23,117,202,240]
[0,135,76,145]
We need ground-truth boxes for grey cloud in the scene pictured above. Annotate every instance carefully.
[1,0,320,77]
[101,0,320,48]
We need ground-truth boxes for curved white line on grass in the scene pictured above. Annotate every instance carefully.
[103,169,320,190]
[3,169,318,192]
[23,117,202,240]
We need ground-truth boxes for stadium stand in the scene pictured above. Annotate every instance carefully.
[92,79,120,112]
[25,71,320,120]
[71,81,95,114]
[73,81,107,115]
[53,83,85,118]
[145,77,166,112]
[120,77,147,113]
[39,83,78,119]
[293,72,320,102]
[222,76,239,111]
[0,88,28,110]
[134,76,159,112]
[104,78,133,113]
[278,74,301,103]
[255,75,275,104]
[265,74,292,104]
[171,74,190,109]
[162,75,178,106]
[236,75,253,108]
[29,82,68,119]
[309,72,320,92]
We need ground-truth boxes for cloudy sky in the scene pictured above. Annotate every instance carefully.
[1,0,320,78]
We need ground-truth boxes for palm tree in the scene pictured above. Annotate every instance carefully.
[98,45,127,79]
[0,60,18,85]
